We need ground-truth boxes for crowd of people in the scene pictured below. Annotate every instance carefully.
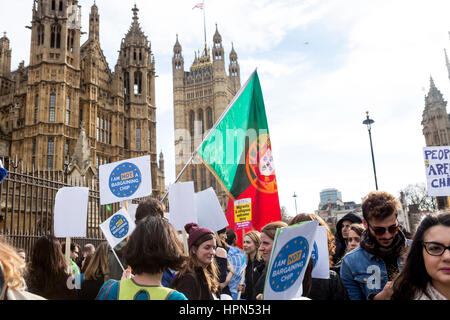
[0,191,449,300]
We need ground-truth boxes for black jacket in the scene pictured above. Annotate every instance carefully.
[308,270,349,300]
[242,257,265,300]
[332,213,362,265]
[170,267,216,300]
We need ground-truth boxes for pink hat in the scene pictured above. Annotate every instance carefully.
[185,223,214,249]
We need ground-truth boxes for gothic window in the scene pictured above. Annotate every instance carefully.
[34,94,39,124]
[49,93,56,122]
[134,50,137,61]
[47,138,54,170]
[201,166,206,190]
[134,71,142,94]
[198,109,204,135]
[67,30,75,53]
[65,96,70,125]
[96,116,100,141]
[51,0,56,11]
[50,24,61,49]
[189,111,195,137]
[192,167,197,192]
[124,72,130,97]
[79,106,83,125]
[65,140,69,161]
[136,122,141,150]
[59,0,63,11]
[207,108,213,129]
[139,51,142,61]
[210,172,216,189]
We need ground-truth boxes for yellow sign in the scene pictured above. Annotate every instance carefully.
[234,198,252,230]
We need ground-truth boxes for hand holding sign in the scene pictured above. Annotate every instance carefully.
[263,220,318,300]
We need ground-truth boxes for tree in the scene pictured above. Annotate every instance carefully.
[280,206,292,224]
[399,183,437,212]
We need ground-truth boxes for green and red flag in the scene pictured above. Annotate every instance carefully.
[197,70,281,247]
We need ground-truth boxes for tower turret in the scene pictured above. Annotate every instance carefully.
[229,42,241,94]
[0,32,11,78]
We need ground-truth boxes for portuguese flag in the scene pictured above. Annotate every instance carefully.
[197,70,281,247]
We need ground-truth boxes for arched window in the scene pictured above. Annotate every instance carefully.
[136,122,141,150]
[189,111,195,137]
[47,138,54,170]
[34,94,39,124]
[50,24,61,48]
[198,109,204,135]
[207,108,213,129]
[49,93,56,122]
[134,71,142,95]
[51,0,56,11]
[65,96,70,125]
[59,0,63,11]
[201,166,206,190]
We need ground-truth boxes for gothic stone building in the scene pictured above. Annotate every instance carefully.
[172,25,241,208]
[0,1,165,196]
[420,35,450,209]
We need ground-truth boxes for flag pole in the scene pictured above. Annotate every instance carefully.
[160,69,257,203]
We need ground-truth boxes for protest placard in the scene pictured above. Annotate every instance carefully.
[99,208,136,249]
[234,198,252,230]
[54,187,89,238]
[195,188,229,232]
[168,182,197,231]
[423,146,450,196]
[311,226,330,279]
[263,220,318,300]
[99,156,151,205]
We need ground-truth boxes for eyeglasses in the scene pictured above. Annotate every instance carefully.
[423,242,450,256]
[367,222,399,236]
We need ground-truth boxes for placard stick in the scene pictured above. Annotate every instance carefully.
[237,268,246,300]
[124,200,129,213]
[182,230,189,255]
[64,237,72,275]
[110,244,126,272]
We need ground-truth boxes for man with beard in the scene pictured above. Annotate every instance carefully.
[340,191,410,300]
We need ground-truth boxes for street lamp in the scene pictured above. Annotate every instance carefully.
[293,192,298,214]
[363,111,378,191]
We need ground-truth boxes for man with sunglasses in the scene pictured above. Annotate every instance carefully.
[340,191,410,300]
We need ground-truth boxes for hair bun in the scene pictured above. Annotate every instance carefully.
[184,222,198,234]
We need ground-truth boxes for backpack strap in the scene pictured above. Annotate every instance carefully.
[96,279,118,300]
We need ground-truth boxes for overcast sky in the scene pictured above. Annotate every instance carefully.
[2,0,450,216]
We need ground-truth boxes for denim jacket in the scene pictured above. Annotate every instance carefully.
[339,243,409,300]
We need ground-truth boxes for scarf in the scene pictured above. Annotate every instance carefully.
[415,283,449,300]
[360,229,407,280]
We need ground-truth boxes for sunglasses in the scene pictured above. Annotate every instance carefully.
[423,242,450,256]
[367,222,399,236]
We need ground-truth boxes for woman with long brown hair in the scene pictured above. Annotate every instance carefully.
[25,235,77,300]
[170,223,220,299]
[78,241,110,300]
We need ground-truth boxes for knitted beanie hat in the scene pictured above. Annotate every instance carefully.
[185,223,214,249]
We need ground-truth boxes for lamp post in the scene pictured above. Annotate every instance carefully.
[293,192,298,214]
[363,111,378,191]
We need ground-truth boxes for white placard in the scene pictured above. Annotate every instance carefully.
[99,156,152,205]
[195,188,229,232]
[423,146,450,196]
[168,182,197,231]
[54,187,89,238]
[311,226,330,279]
[99,208,136,248]
[120,202,139,223]
[263,220,318,300]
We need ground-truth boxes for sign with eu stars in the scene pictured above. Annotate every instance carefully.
[99,156,151,205]
[263,220,318,300]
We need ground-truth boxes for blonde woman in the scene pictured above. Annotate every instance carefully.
[0,238,44,300]
[237,231,265,300]
[79,242,111,300]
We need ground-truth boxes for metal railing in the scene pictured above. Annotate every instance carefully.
[0,157,122,256]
